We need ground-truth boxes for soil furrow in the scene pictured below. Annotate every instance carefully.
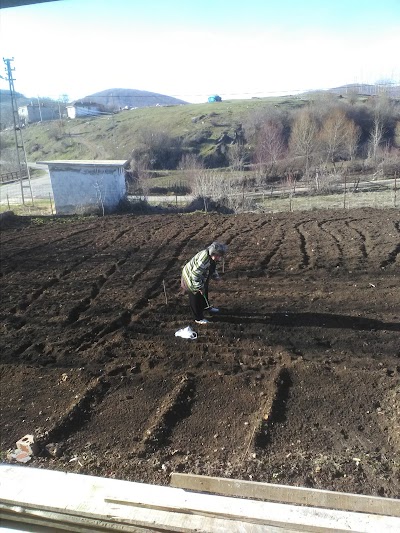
[380,243,400,269]
[1,209,399,497]
[295,223,311,268]
[136,374,196,455]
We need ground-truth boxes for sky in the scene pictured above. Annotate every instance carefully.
[0,0,399,104]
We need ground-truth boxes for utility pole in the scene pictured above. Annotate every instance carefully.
[2,57,33,205]
[37,96,43,122]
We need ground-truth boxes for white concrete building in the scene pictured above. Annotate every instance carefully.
[66,101,106,119]
[39,160,127,215]
[18,103,59,125]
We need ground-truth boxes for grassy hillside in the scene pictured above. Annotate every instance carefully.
[0,95,306,165]
[1,92,399,189]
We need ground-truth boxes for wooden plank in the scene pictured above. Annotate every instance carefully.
[1,505,165,532]
[104,496,305,530]
[0,503,290,533]
[170,473,400,517]
[1,465,400,533]
[0,466,293,533]
[104,492,400,533]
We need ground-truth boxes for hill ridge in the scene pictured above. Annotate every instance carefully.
[79,88,188,110]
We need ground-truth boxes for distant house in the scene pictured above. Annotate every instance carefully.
[208,95,222,103]
[38,160,127,215]
[18,103,58,125]
[66,100,108,119]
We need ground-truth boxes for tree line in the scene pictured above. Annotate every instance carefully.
[128,93,400,194]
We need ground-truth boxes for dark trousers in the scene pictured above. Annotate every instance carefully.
[189,291,206,321]
[203,259,215,302]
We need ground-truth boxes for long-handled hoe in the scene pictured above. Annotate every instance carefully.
[202,293,212,310]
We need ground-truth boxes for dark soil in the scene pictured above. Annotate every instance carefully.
[1,208,399,498]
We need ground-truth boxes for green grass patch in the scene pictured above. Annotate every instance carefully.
[0,198,55,216]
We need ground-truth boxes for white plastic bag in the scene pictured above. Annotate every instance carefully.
[175,326,197,340]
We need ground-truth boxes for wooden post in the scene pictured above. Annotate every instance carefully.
[49,193,54,215]
[162,280,168,305]
[7,194,10,210]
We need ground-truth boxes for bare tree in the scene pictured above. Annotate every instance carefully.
[93,175,106,216]
[132,127,182,170]
[227,142,247,173]
[343,120,361,161]
[311,91,340,122]
[253,119,286,178]
[347,89,359,105]
[368,93,394,163]
[128,152,151,195]
[368,108,386,164]
[395,121,400,148]
[129,127,182,194]
[181,157,249,213]
[289,108,319,179]
[179,153,204,192]
[180,155,219,211]
[319,109,360,168]
[191,169,229,212]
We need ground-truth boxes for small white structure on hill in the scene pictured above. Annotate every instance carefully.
[18,103,59,125]
[39,160,127,215]
[66,101,106,119]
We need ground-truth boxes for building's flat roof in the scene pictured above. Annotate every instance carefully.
[38,160,127,167]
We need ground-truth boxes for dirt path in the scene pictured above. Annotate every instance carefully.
[1,208,399,497]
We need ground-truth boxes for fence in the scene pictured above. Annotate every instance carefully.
[135,175,398,212]
[0,176,55,215]
[253,174,398,212]
[0,171,20,184]
[2,174,398,215]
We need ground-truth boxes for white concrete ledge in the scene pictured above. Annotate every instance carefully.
[1,465,399,532]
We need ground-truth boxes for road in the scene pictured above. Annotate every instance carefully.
[0,162,54,205]
[0,174,53,204]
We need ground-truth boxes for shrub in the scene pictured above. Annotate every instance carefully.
[378,156,400,177]
[346,161,364,173]
[182,129,212,147]
[149,184,191,195]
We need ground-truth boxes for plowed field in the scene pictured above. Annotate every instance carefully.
[1,208,399,497]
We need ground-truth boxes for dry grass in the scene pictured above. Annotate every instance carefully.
[258,189,399,213]
[1,186,398,217]
[0,199,54,216]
